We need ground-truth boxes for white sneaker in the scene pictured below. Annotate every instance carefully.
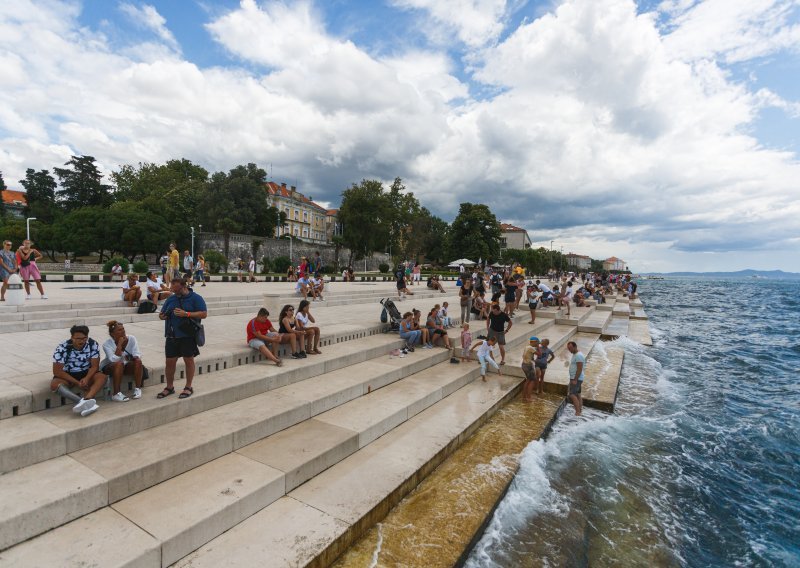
[80,403,100,417]
[26,294,32,300]
[111,392,130,402]
[132,387,142,399]
[72,398,95,414]
[41,294,48,299]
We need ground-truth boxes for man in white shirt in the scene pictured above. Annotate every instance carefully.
[248,258,257,282]
[567,341,585,416]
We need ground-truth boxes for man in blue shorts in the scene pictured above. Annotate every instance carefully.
[567,340,585,416]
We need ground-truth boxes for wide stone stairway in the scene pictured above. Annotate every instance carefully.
[0,280,650,567]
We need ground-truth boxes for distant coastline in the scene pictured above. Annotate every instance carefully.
[641,269,800,280]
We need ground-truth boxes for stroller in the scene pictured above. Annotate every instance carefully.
[380,298,403,332]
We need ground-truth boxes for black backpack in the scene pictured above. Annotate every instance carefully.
[138,300,158,314]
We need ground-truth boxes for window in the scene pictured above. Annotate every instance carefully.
[500,237,507,249]
[303,211,308,222]
[302,228,308,237]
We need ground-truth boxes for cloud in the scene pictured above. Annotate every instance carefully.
[119,2,180,52]
[659,0,800,63]
[390,0,509,48]
[0,0,798,272]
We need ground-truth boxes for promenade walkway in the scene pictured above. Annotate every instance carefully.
[0,278,650,567]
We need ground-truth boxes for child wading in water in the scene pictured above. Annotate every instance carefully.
[469,335,502,382]
[460,323,473,362]
[521,336,540,402]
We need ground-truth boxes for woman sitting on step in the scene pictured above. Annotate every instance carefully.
[425,306,452,350]
[399,312,421,351]
[295,300,322,355]
[279,304,307,359]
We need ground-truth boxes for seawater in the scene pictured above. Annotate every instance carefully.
[466,278,800,567]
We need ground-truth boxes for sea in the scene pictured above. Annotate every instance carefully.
[465,277,800,567]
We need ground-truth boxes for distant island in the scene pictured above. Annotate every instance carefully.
[642,269,800,280]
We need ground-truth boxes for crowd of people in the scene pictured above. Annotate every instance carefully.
[0,239,48,300]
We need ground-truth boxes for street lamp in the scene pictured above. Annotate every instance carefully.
[190,226,195,259]
[26,217,37,241]
[285,227,293,263]
[550,240,554,279]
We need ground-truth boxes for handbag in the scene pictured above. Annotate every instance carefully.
[177,297,206,346]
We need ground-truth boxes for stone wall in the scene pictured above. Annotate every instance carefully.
[197,232,391,271]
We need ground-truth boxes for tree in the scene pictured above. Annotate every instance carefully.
[337,179,392,267]
[54,156,113,212]
[105,202,171,261]
[20,168,59,222]
[57,206,106,260]
[0,171,6,218]
[386,177,420,259]
[447,203,502,263]
[199,163,282,255]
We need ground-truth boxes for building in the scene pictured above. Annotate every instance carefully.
[603,256,627,271]
[499,223,532,249]
[1,189,26,218]
[265,182,329,243]
[565,253,592,270]
[325,209,342,242]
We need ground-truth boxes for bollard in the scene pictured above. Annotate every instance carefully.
[5,273,25,306]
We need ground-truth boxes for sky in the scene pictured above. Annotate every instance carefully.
[1,0,799,273]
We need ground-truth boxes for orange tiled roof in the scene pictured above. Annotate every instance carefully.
[500,223,527,232]
[326,209,339,216]
[1,189,27,206]
[265,181,327,212]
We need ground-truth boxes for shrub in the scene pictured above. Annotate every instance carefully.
[103,257,129,273]
[272,256,291,273]
[378,263,390,274]
[132,260,149,274]
[260,256,272,274]
[203,250,228,274]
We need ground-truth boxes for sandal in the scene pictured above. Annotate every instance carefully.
[157,387,175,399]
[275,358,283,367]
[179,387,194,399]
[312,349,322,354]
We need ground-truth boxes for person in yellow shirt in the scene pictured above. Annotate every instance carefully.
[167,243,180,281]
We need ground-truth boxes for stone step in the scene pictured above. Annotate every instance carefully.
[602,316,630,339]
[0,313,534,556]
[612,303,630,317]
[174,365,525,567]
[0,331,406,473]
[0,340,454,550]
[627,319,652,346]
[555,304,595,326]
[578,308,613,333]
[630,308,648,320]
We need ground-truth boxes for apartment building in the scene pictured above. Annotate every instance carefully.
[265,182,329,243]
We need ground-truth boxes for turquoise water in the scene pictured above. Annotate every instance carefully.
[466,278,800,567]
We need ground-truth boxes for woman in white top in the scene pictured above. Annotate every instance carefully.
[122,273,142,307]
[100,320,144,401]
[295,299,321,354]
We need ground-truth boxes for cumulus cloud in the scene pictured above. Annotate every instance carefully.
[0,0,799,271]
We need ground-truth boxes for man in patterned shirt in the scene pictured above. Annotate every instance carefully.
[50,325,106,417]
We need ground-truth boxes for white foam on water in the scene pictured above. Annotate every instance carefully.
[368,523,383,568]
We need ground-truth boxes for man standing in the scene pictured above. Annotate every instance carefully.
[486,303,512,365]
[167,243,179,282]
[567,340,585,416]
[157,278,207,400]
[183,250,194,280]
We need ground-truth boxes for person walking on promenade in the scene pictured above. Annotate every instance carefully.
[100,320,144,401]
[195,255,207,286]
[16,239,47,299]
[248,257,257,282]
[395,264,413,300]
[50,325,104,417]
[567,340,585,416]
[0,240,18,301]
[412,263,421,285]
[183,250,194,281]
[157,277,207,400]
[486,303,512,365]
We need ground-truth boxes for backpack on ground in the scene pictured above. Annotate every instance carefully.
[137,300,158,314]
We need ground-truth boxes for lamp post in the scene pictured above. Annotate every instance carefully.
[560,245,564,275]
[550,240,554,279]
[190,226,195,260]
[285,227,293,263]
[26,217,37,241]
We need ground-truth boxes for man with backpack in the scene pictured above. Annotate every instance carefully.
[50,325,105,417]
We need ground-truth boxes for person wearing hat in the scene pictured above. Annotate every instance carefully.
[521,336,540,402]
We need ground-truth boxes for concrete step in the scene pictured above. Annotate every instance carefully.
[578,308,613,333]
[627,319,652,346]
[555,304,594,326]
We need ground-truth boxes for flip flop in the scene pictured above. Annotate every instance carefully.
[178,387,194,399]
[156,387,175,399]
